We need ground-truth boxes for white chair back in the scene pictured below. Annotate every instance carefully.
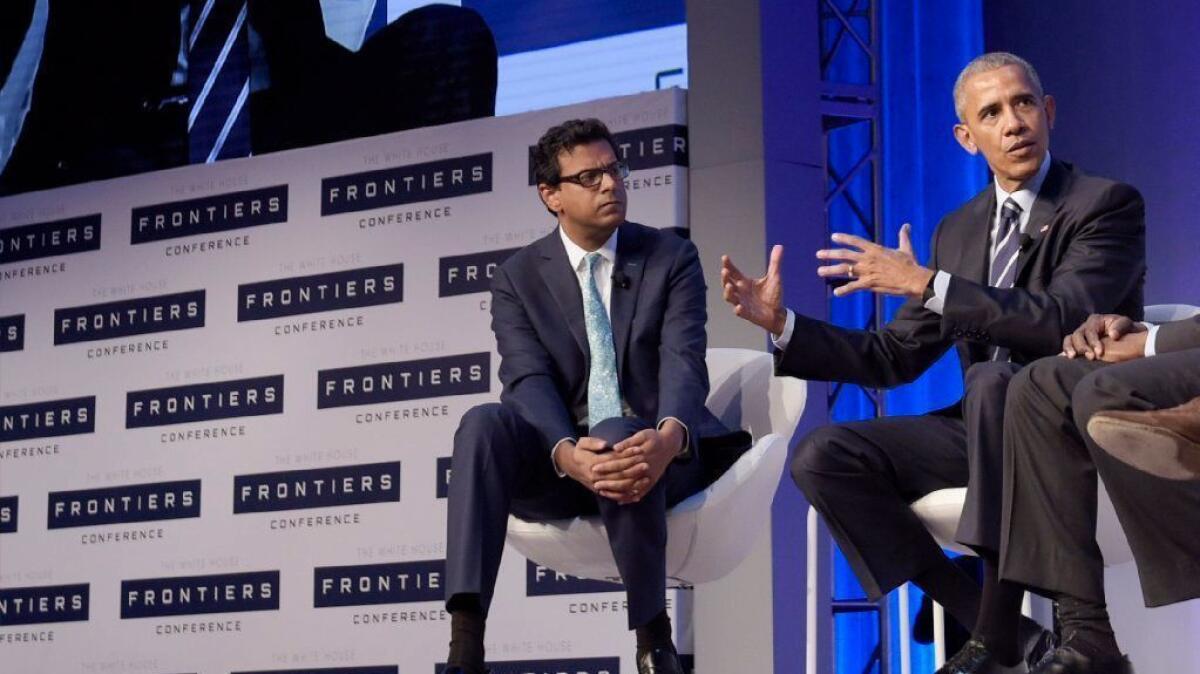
[1144,303,1200,323]
[705,347,807,442]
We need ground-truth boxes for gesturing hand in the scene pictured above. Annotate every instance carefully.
[1062,313,1146,362]
[817,224,934,299]
[722,244,786,336]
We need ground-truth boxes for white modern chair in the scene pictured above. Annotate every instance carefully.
[505,347,807,586]
[808,304,1200,674]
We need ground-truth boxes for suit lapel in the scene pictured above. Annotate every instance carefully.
[610,223,647,377]
[956,188,995,284]
[1013,160,1069,285]
[535,230,590,360]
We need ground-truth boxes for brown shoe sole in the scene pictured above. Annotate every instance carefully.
[1088,414,1200,481]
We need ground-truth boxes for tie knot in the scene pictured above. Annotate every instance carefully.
[1001,198,1022,221]
[585,252,603,272]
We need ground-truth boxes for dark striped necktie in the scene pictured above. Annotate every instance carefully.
[989,197,1023,287]
[989,197,1023,360]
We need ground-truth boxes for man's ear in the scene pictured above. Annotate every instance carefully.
[538,183,561,214]
[953,123,978,155]
[1043,94,1057,130]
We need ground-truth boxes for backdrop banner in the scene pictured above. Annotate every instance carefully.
[0,88,690,674]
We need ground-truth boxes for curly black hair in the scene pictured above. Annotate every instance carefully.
[531,118,617,187]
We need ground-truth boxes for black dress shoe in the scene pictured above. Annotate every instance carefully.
[936,639,1028,673]
[1018,621,1057,669]
[636,646,684,674]
[1030,646,1134,674]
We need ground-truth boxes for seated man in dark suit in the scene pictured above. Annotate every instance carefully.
[721,52,1146,673]
[444,119,732,674]
[978,312,1200,674]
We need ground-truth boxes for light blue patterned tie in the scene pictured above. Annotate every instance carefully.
[583,252,622,424]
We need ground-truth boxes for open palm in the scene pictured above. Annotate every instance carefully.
[721,245,785,335]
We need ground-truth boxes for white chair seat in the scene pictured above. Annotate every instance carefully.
[911,483,1135,566]
[505,347,806,587]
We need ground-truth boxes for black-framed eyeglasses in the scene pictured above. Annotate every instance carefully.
[557,161,630,189]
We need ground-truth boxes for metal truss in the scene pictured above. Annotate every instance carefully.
[819,0,891,672]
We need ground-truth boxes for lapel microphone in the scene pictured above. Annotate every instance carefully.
[1019,234,1034,252]
[611,270,631,289]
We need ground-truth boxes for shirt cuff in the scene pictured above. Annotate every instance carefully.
[1143,323,1160,357]
[772,309,796,350]
[657,417,690,458]
[550,436,575,478]
[923,270,951,315]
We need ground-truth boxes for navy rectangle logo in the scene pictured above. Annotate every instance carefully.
[438,248,519,297]
[235,668,398,674]
[436,457,451,499]
[437,658,620,674]
[314,559,443,607]
[0,314,24,352]
[234,461,400,513]
[528,124,688,184]
[121,570,279,619]
[48,479,201,529]
[525,561,623,596]
[126,375,284,428]
[0,583,89,626]
[131,185,288,244]
[317,353,489,409]
[0,495,16,533]
[238,264,403,321]
[0,214,101,265]
[0,396,95,443]
[54,290,205,345]
[321,153,492,216]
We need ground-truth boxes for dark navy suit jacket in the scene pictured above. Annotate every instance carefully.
[489,221,726,457]
[776,159,1146,391]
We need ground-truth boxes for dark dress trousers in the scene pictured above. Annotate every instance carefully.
[1000,316,1200,607]
[781,160,1146,600]
[445,222,731,628]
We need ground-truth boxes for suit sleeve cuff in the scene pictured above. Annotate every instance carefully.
[923,270,951,315]
[550,437,574,478]
[657,417,690,459]
[772,309,796,350]
[1143,323,1160,357]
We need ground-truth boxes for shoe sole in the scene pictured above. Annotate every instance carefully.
[1088,415,1200,481]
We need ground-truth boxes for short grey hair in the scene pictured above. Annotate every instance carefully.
[953,52,1044,122]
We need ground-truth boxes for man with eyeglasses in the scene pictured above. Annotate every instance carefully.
[442,118,738,674]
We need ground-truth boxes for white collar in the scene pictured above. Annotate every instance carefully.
[993,151,1052,216]
[559,226,619,272]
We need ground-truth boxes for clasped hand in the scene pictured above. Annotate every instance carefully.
[1062,313,1146,363]
[557,423,683,505]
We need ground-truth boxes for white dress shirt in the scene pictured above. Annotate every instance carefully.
[549,227,688,477]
